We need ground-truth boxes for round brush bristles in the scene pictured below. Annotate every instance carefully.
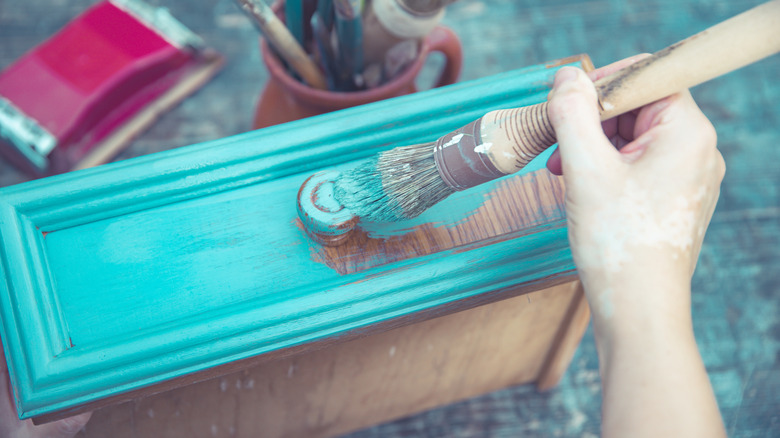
[334,142,455,222]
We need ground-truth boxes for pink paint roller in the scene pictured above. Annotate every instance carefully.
[0,0,223,177]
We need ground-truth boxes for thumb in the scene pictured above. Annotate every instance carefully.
[547,67,619,176]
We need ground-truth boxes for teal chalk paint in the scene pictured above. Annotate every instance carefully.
[0,59,582,419]
[359,147,555,238]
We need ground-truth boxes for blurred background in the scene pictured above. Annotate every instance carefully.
[1,0,777,436]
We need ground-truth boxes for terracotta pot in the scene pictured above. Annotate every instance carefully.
[252,26,463,129]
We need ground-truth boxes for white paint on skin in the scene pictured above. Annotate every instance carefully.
[580,180,706,318]
[597,287,615,319]
[389,346,396,357]
[589,179,700,274]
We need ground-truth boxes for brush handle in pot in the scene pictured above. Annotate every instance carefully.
[235,0,328,90]
[435,0,780,188]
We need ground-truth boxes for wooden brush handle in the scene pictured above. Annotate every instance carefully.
[236,0,328,90]
[479,0,780,175]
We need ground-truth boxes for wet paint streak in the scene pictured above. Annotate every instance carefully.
[360,147,554,238]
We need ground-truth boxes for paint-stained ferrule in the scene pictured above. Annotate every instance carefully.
[111,0,205,50]
[0,97,56,171]
[433,118,505,191]
[297,171,359,246]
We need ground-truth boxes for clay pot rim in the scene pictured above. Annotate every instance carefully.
[259,36,435,107]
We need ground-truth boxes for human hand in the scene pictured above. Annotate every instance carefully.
[1,344,91,438]
[546,57,725,335]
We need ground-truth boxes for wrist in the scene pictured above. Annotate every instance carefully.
[593,305,698,383]
[581,272,693,340]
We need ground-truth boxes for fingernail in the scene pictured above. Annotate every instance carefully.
[554,67,579,87]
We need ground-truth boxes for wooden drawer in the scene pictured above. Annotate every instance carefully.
[82,280,589,438]
[0,55,591,429]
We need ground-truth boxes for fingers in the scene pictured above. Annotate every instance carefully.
[547,67,620,177]
[633,90,718,163]
[546,147,562,175]
[546,54,650,175]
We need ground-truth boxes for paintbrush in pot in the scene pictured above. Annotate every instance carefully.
[234,0,327,89]
[333,0,780,223]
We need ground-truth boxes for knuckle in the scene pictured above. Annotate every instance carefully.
[685,112,718,156]
[700,118,718,148]
[548,88,596,124]
[715,152,726,180]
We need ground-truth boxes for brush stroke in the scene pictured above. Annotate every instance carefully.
[358,147,554,238]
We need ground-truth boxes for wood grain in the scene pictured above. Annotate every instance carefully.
[318,169,568,274]
[0,57,591,422]
[35,165,580,424]
[536,282,591,391]
[78,280,585,438]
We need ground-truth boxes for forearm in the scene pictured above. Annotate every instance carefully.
[548,60,727,437]
[592,284,727,438]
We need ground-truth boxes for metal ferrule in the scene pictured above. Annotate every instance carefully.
[110,0,205,50]
[0,96,56,171]
[433,118,505,191]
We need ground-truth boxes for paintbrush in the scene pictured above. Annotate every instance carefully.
[333,0,364,90]
[333,0,780,222]
[234,0,327,89]
[285,0,305,45]
[311,11,339,90]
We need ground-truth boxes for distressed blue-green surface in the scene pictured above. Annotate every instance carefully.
[0,59,580,418]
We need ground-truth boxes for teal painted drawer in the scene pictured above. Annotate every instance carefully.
[0,56,587,421]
